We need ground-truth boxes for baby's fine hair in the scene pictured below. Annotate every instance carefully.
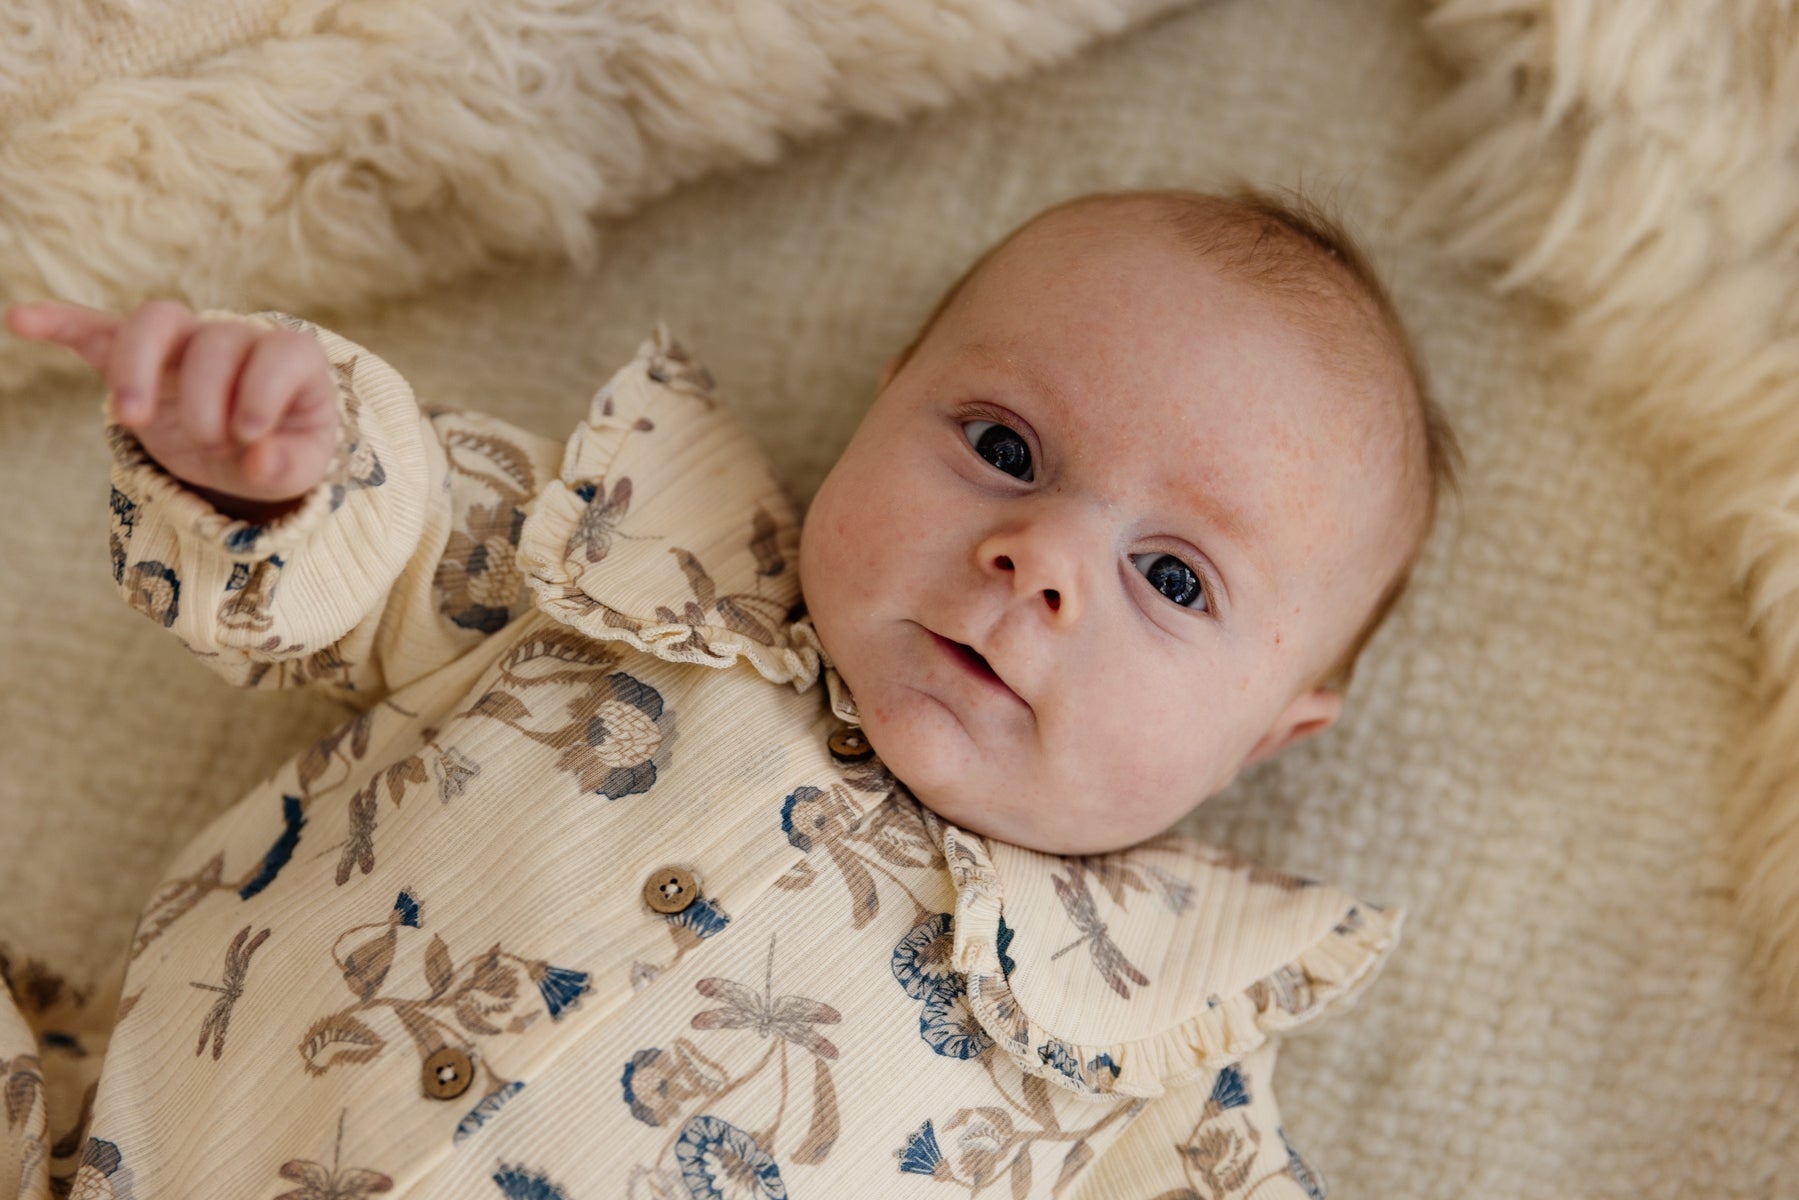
[891,186,1461,691]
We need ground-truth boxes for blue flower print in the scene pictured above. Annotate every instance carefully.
[896,1119,946,1177]
[1038,1042,1119,1090]
[72,1138,129,1197]
[1281,1127,1328,1200]
[996,915,1017,979]
[621,1041,726,1127]
[1211,1063,1250,1111]
[893,914,995,1060]
[780,784,860,854]
[920,990,994,1061]
[455,1080,525,1144]
[671,895,730,940]
[891,914,960,1001]
[555,670,670,800]
[675,1114,787,1199]
[437,502,528,633]
[226,523,269,554]
[493,1164,569,1199]
[530,964,590,1019]
[238,794,307,900]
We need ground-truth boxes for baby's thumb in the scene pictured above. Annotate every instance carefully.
[4,300,119,371]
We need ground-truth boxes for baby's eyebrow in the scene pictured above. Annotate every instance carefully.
[1188,487,1259,563]
[958,342,1077,417]
[1179,489,1272,604]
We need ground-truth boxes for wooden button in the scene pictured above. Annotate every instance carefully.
[828,728,873,763]
[422,1046,473,1100]
[643,866,697,914]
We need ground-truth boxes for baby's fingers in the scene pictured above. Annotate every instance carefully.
[174,321,260,449]
[240,424,337,501]
[3,300,123,371]
[231,331,334,444]
[110,300,200,421]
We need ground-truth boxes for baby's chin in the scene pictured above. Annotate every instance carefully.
[848,675,1209,856]
[883,762,1159,857]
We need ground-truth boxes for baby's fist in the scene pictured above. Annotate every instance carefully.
[5,299,339,520]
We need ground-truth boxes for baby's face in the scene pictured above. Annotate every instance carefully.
[800,204,1420,854]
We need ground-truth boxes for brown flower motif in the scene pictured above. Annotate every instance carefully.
[435,502,526,633]
[621,1039,728,1126]
[940,1109,1019,1188]
[552,670,672,800]
[120,560,180,628]
[1180,1114,1261,1196]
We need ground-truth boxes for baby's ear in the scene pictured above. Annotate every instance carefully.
[1242,688,1343,768]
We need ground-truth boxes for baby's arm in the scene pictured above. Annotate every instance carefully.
[6,299,564,704]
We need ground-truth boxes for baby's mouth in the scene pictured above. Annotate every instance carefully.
[955,642,997,679]
[930,631,1024,705]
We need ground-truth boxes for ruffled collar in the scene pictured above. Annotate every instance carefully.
[927,812,1401,1100]
[516,327,825,689]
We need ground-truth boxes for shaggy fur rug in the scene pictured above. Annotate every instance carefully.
[0,0,1186,392]
[1415,0,1799,1008]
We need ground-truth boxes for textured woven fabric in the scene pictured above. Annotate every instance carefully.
[2,0,1796,1195]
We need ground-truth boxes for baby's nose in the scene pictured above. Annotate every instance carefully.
[984,524,1093,625]
[990,554,1062,614]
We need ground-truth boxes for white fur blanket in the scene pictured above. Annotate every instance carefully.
[0,0,1186,391]
[1414,0,1799,1009]
[2,0,1796,1195]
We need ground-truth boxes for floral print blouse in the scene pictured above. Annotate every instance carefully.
[0,315,1401,1200]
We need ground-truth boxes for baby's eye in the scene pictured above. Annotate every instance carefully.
[1131,553,1208,611]
[962,420,1033,481]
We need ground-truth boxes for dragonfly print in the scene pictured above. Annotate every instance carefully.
[1049,867,1150,1001]
[691,932,842,1061]
[275,1109,394,1199]
[568,476,636,564]
[190,924,271,1060]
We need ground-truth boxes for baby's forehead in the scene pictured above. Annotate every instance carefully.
[1003,195,1408,382]
[985,203,1416,437]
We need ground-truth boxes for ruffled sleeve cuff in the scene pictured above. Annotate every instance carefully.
[103,314,356,564]
[102,310,440,686]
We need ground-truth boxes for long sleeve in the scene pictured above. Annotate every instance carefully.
[1071,1042,1328,1200]
[104,311,566,708]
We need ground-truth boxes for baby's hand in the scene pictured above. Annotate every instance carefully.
[5,299,338,520]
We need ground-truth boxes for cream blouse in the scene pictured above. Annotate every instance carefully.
[0,314,1400,1200]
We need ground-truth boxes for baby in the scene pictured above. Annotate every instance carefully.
[2,190,1451,1199]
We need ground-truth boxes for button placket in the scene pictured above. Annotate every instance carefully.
[643,865,698,914]
[422,1045,474,1100]
[827,727,873,764]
